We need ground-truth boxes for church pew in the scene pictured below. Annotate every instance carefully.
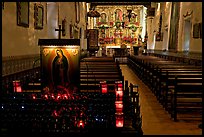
[170,77,202,121]
[127,55,202,122]
[160,76,202,111]
[80,57,124,92]
[139,60,201,95]
[155,70,202,100]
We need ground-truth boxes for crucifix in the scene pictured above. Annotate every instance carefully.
[55,25,64,39]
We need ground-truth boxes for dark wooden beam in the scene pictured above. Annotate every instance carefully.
[90,2,151,8]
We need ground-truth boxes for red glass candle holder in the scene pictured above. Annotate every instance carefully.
[115,114,124,128]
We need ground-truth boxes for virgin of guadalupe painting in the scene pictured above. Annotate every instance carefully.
[52,49,69,89]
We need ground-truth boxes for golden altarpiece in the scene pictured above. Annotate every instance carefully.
[93,5,145,56]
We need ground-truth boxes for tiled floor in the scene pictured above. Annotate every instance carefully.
[120,64,202,135]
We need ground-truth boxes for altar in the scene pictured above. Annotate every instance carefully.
[94,6,145,57]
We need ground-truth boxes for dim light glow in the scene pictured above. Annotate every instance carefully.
[32,95,36,100]
[116,119,124,127]
[118,87,122,91]
[101,81,107,94]
[115,101,123,113]
[115,81,123,92]
[157,3,160,11]
[57,94,61,100]
[102,87,107,93]
[44,94,48,99]
[115,114,124,127]
[78,120,84,128]
[51,94,55,99]
[116,90,123,98]
[13,81,22,92]
[115,101,123,109]
[63,94,68,99]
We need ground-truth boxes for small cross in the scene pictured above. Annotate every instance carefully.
[55,25,64,39]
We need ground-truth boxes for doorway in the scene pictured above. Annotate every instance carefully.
[183,19,191,52]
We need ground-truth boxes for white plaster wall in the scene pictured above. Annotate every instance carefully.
[162,2,172,50]
[47,2,58,39]
[147,17,155,49]
[153,2,172,51]
[178,2,202,53]
[2,2,88,57]
[2,2,48,56]
[59,2,87,49]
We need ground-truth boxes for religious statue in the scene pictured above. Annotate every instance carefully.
[115,9,123,22]
[100,13,106,23]
[52,49,69,90]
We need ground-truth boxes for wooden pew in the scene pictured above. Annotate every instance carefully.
[170,76,202,121]
[127,55,202,122]
[80,57,124,92]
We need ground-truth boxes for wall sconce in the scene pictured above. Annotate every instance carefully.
[183,10,193,18]
[164,25,168,31]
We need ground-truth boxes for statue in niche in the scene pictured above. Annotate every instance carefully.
[100,13,107,23]
[130,13,136,23]
[115,9,123,22]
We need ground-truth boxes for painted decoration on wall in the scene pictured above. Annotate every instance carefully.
[87,29,99,51]
[34,3,44,29]
[17,2,29,28]
[38,39,80,94]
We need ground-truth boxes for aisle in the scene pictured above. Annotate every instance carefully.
[120,64,202,135]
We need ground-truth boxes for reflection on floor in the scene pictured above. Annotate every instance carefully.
[120,64,202,135]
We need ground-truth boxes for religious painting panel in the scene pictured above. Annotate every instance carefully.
[17,2,29,28]
[34,3,44,29]
[40,44,80,94]
[87,29,99,51]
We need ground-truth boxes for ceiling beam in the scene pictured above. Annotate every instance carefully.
[90,2,151,8]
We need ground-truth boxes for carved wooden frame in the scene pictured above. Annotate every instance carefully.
[34,3,44,29]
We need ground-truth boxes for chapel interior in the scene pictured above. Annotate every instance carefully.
[1,2,202,136]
